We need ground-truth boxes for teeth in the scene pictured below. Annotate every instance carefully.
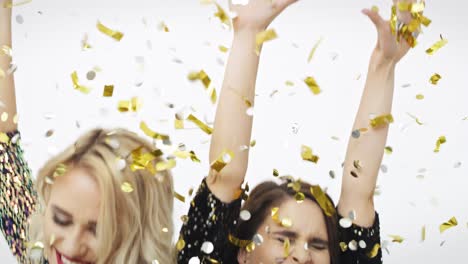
[61,255,79,264]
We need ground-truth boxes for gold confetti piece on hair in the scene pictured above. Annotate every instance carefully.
[426,37,448,55]
[130,147,157,174]
[174,191,186,203]
[218,45,229,53]
[0,45,12,56]
[370,114,394,128]
[140,121,170,141]
[273,169,279,177]
[283,238,291,257]
[187,114,213,134]
[2,0,32,8]
[295,192,305,204]
[53,164,67,178]
[310,186,335,217]
[71,71,91,94]
[440,217,458,233]
[288,180,301,192]
[188,70,211,88]
[103,85,114,97]
[434,136,447,153]
[307,37,323,62]
[389,235,404,243]
[255,29,278,55]
[121,182,134,193]
[301,145,319,163]
[246,242,255,252]
[156,159,176,171]
[210,149,234,172]
[214,2,232,29]
[430,73,441,85]
[228,234,252,248]
[96,21,124,41]
[176,237,186,251]
[416,94,424,100]
[367,243,380,258]
[304,76,321,95]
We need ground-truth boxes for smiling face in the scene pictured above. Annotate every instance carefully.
[43,167,100,264]
[238,198,331,264]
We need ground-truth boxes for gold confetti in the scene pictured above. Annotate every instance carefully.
[71,71,91,94]
[353,160,362,170]
[310,186,335,217]
[389,235,404,243]
[156,159,176,172]
[250,140,256,147]
[189,151,201,163]
[440,217,458,233]
[213,2,232,29]
[174,191,186,203]
[370,114,394,128]
[96,21,124,41]
[307,37,323,62]
[176,237,186,251]
[285,80,294,86]
[407,112,424,125]
[283,238,290,258]
[121,182,134,193]
[218,45,229,53]
[210,150,234,172]
[273,169,279,177]
[384,146,393,154]
[207,86,217,104]
[367,243,381,258]
[391,2,431,48]
[130,147,157,174]
[295,192,305,204]
[371,5,379,13]
[158,21,170,32]
[140,121,170,141]
[228,234,252,248]
[301,145,319,163]
[246,242,255,253]
[0,133,9,143]
[339,242,348,252]
[434,136,447,153]
[187,114,213,134]
[53,163,67,178]
[255,29,278,55]
[430,73,441,85]
[421,225,426,241]
[188,70,211,89]
[304,76,321,95]
[281,218,293,228]
[103,85,114,97]
[118,97,143,112]
[426,36,448,55]
[81,34,92,50]
[416,94,424,100]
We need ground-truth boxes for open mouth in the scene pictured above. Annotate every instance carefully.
[54,248,92,264]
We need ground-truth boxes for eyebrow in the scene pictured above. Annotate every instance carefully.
[273,230,329,244]
[52,205,97,226]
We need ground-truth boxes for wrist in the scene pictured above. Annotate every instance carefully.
[369,49,397,73]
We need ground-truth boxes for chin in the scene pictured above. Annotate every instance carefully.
[51,247,94,264]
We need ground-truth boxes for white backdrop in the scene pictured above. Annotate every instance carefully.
[2,0,467,263]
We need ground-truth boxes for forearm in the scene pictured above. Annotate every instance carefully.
[338,50,396,226]
[207,29,262,201]
[0,5,17,132]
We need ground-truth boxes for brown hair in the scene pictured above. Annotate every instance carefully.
[228,180,340,264]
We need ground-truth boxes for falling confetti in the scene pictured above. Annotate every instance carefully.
[255,29,278,55]
[304,76,321,95]
[440,217,458,233]
[96,21,124,41]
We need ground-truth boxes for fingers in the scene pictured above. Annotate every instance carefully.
[361,8,384,28]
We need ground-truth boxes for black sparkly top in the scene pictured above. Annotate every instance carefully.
[178,179,383,264]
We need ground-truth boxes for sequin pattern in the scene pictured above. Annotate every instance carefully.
[0,130,38,263]
[178,179,382,264]
[177,179,241,264]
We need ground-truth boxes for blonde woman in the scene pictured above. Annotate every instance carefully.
[1,4,174,264]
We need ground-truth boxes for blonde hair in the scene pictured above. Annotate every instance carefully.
[29,128,174,263]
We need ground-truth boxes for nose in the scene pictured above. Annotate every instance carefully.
[291,245,312,264]
[60,227,88,258]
